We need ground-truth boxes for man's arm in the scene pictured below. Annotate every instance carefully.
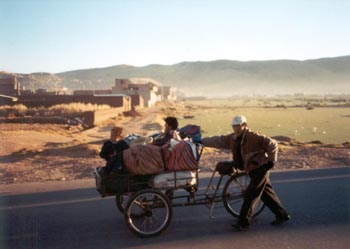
[202,134,234,150]
[259,135,278,168]
[266,137,278,163]
[152,133,172,146]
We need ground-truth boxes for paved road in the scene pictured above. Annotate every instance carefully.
[1,168,349,249]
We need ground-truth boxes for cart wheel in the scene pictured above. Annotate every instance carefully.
[124,189,172,237]
[116,193,146,217]
[222,173,265,217]
[115,194,128,214]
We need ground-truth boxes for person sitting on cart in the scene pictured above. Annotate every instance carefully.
[99,126,129,175]
[201,115,290,231]
[151,116,179,146]
[151,116,199,196]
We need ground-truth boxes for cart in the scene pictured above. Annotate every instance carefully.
[94,144,265,237]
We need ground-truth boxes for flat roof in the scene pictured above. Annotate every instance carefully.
[0,94,18,101]
[93,94,131,98]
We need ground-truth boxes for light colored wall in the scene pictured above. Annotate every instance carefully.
[93,107,125,125]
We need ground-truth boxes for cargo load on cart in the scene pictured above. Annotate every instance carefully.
[93,127,203,197]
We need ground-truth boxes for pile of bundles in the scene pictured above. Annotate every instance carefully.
[124,140,199,175]
[124,124,201,175]
[97,125,202,196]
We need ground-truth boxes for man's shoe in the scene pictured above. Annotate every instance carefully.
[231,223,250,231]
[271,214,291,225]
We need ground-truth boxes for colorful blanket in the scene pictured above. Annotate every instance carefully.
[167,141,198,171]
[123,144,167,175]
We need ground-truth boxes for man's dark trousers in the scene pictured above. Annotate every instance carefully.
[239,167,288,226]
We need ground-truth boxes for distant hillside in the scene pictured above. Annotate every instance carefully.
[4,56,350,96]
[0,72,63,92]
[57,56,350,96]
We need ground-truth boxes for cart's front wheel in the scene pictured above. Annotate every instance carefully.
[117,193,146,217]
[222,173,265,217]
[115,194,128,213]
[124,189,172,237]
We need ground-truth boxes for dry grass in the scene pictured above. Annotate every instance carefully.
[48,103,111,114]
[0,103,111,117]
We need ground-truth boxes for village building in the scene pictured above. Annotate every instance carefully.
[0,76,174,111]
[89,94,131,111]
[72,89,144,109]
[112,78,176,107]
[0,75,178,127]
[161,86,177,101]
[0,77,20,105]
[18,93,131,111]
[72,90,95,96]
[112,78,159,107]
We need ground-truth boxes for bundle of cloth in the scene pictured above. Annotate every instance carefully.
[95,125,202,197]
[123,125,200,175]
[123,139,199,175]
[123,144,167,175]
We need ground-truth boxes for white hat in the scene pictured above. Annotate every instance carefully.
[231,115,247,125]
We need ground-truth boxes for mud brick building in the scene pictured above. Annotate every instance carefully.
[161,86,177,101]
[18,94,132,111]
[0,76,174,111]
[112,79,160,107]
[112,78,176,107]
[0,77,20,105]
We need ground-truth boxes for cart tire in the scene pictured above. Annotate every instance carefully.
[115,194,128,214]
[116,193,146,218]
[222,173,265,217]
[124,189,172,237]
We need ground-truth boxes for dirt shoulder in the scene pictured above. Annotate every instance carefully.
[1,104,349,189]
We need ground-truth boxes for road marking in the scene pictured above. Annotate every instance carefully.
[0,196,106,211]
[272,174,350,184]
[1,174,349,210]
[0,232,40,240]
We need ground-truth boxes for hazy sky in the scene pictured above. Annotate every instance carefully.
[1,0,349,73]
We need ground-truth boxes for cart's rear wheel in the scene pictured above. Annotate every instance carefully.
[124,189,172,237]
[222,173,265,217]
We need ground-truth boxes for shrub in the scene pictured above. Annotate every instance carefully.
[0,103,111,117]
[48,103,111,114]
[0,104,28,117]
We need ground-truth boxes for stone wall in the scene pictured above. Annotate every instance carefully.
[93,107,125,125]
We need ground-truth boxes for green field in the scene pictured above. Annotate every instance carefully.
[179,100,350,144]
